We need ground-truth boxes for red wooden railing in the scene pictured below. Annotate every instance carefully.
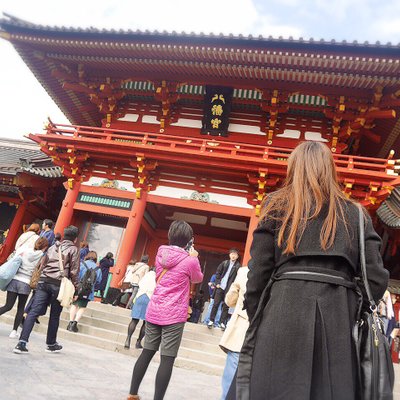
[28,122,399,203]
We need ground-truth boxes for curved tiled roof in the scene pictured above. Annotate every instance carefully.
[1,12,400,51]
[377,187,400,229]
[0,138,62,178]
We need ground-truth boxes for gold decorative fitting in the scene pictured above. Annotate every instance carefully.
[0,32,11,40]
[67,178,75,189]
[135,188,142,199]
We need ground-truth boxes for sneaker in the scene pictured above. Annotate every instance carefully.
[207,321,214,329]
[220,323,226,331]
[9,330,19,339]
[46,343,63,353]
[13,342,28,354]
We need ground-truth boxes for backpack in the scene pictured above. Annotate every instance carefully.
[77,262,100,299]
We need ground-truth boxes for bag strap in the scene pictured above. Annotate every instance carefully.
[156,268,168,285]
[357,205,376,310]
[58,247,65,276]
[36,254,48,274]
[20,233,33,248]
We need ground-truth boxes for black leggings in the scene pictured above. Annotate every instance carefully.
[0,291,29,331]
[130,349,175,400]
[126,319,146,346]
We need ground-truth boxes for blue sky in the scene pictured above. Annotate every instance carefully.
[1,0,400,139]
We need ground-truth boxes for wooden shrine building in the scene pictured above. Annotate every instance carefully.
[1,14,399,295]
[0,138,64,263]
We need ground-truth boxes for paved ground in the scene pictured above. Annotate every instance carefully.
[1,324,400,399]
[0,325,221,400]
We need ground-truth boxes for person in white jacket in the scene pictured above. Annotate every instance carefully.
[125,255,150,309]
[219,265,250,400]
[124,267,156,349]
[14,224,41,252]
[0,237,48,338]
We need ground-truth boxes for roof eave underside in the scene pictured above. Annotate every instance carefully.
[377,187,400,229]
[2,15,400,55]
[10,42,100,126]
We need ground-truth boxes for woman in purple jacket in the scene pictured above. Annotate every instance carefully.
[128,220,203,400]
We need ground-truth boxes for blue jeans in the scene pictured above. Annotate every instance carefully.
[203,299,222,325]
[19,282,63,345]
[221,351,239,400]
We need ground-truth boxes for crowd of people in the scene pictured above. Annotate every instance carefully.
[0,141,396,399]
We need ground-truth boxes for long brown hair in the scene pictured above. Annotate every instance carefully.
[260,141,352,254]
[28,223,41,234]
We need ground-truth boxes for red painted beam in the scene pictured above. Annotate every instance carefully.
[147,194,252,217]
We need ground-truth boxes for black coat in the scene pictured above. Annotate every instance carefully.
[214,259,241,294]
[95,257,114,291]
[238,202,389,400]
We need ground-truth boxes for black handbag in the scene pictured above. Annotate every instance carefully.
[353,206,394,400]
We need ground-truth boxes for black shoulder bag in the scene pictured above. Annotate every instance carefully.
[353,206,394,400]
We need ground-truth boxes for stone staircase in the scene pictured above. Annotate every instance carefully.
[0,291,225,375]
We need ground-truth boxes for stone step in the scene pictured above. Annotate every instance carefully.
[60,310,223,345]
[0,313,225,375]
[0,292,222,338]
[0,300,226,373]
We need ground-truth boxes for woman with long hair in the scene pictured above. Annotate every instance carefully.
[237,141,389,400]
[14,223,41,253]
[0,237,48,338]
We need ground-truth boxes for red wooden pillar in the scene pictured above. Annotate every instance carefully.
[0,200,28,262]
[243,208,259,266]
[54,181,81,236]
[110,190,148,288]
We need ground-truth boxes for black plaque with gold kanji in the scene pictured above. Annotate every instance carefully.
[201,86,233,137]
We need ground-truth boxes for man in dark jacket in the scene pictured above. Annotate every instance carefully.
[14,225,80,354]
[207,248,241,330]
[40,219,56,247]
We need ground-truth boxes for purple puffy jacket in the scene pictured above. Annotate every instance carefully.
[146,245,203,325]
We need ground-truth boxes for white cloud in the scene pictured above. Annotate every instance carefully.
[0,41,69,140]
[372,17,400,42]
[0,0,304,139]
[0,0,399,140]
